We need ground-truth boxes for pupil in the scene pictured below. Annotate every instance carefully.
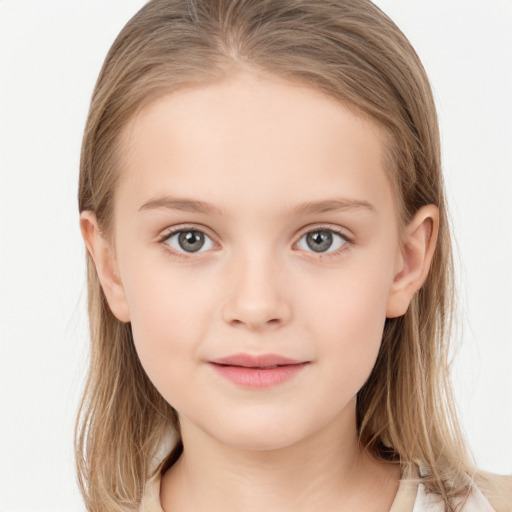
[178,231,204,252]
[307,231,332,253]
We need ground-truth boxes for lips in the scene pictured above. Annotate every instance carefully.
[208,353,309,388]
[210,353,306,368]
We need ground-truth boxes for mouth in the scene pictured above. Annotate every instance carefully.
[208,353,309,388]
[210,353,306,368]
[214,363,292,370]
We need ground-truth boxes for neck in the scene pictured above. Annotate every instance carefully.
[160,399,401,512]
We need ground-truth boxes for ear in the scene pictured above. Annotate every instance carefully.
[386,204,439,318]
[79,211,131,323]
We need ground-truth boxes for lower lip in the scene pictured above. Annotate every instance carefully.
[209,362,309,389]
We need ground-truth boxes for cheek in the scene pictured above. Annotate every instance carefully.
[305,255,395,387]
[121,261,213,396]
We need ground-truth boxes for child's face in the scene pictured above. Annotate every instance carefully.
[104,71,406,450]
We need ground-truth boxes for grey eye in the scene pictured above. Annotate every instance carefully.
[297,229,347,253]
[165,230,214,253]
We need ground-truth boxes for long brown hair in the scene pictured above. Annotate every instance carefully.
[77,1,476,510]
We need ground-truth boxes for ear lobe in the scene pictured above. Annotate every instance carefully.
[386,204,439,318]
[79,211,131,323]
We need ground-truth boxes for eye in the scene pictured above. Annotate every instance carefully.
[296,228,350,256]
[161,228,215,255]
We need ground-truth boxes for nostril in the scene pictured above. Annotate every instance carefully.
[221,292,292,329]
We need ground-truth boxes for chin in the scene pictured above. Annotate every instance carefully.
[204,416,314,452]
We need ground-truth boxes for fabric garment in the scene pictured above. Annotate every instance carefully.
[138,466,497,512]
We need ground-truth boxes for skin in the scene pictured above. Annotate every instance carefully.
[81,69,439,511]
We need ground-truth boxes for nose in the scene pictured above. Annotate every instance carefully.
[221,251,292,331]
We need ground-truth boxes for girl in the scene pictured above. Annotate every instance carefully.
[76,1,512,511]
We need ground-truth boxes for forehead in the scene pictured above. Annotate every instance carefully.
[116,70,396,221]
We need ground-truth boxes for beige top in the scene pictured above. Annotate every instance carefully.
[139,466,497,512]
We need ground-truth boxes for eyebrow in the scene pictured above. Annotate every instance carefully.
[138,195,375,216]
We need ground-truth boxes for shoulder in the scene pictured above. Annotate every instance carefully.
[139,471,164,512]
[474,470,512,512]
[411,471,512,512]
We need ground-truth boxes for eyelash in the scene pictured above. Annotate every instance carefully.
[157,225,354,260]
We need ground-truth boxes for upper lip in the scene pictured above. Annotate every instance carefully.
[209,353,306,368]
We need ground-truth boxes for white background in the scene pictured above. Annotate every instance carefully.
[0,1,510,510]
